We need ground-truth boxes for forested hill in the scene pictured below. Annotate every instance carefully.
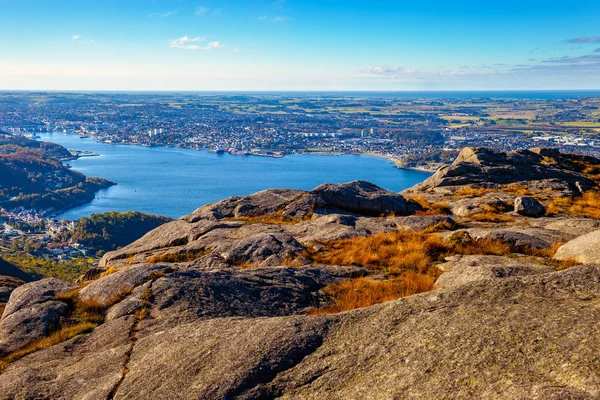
[0,134,114,211]
[0,134,73,160]
[66,212,173,253]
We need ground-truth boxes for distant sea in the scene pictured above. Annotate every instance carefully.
[16,90,600,100]
[37,133,432,220]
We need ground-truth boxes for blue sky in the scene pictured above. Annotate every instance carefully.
[1,0,599,90]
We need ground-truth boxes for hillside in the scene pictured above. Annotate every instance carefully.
[0,135,114,211]
[0,147,599,399]
[67,211,173,253]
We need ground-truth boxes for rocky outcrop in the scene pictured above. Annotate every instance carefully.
[78,264,172,304]
[0,278,76,356]
[216,232,304,267]
[554,229,600,264]
[1,265,599,399]
[100,181,420,268]
[185,189,306,222]
[414,147,598,194]
[2,147,600,399]
[311,180,417,216]
[435,255,554,288]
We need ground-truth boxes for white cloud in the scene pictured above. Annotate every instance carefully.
[169,36,225,51]
[205,41,223,50]
[149,10,178,18]
[195,7,209,16]
[361,65,418,76]
[169,36,204,50]
[259,15,293,23]
[72,34,94,44]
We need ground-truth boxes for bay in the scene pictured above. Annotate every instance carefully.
[37,132,432,220]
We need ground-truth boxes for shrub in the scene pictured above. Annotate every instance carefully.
[309,273,435,315]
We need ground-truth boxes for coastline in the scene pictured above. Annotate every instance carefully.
[43,132,432,170]
[360,152,439,173]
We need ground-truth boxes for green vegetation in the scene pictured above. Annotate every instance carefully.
[2,253,94,281]
[400,150,459,169]
[0,135,72,160]
[67,211,172,253]
[0,135,113,209]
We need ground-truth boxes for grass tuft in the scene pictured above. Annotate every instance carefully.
[546,192,600,219]
[501,184,532,196]
[454,187,492,197]
[0,322,96,371]
[309,273,435,315]
[147,249,211,264]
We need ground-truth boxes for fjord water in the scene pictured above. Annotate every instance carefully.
[37,132,432,220]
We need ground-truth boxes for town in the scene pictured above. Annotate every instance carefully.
[1,92,599,164]
[1,92,600,266]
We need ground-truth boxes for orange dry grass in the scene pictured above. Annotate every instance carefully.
[312,231,513,276]
[454,237,512,256]
[546,192,600,219]
[0,322,96,371]
[501,184,532,196]
[570,192,600,219]
[405,195,431,209]
[430,202,452,215]
[546,196,573,215]
[521,242,564,258]
[470,212,514,223]
[405,196,451,216]
[555,257,582,270]
[311,231,445,276]
[309,273,434,315]
[0,284,134,372]
[469,204,513,222]
[583,165,600,183]
[147,249,211,263]
[454,187,491,197]
[100,266,118,278]
[232,214,296,225]
[0,305,4,318]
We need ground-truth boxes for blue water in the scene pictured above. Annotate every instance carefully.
[37,133,432,220]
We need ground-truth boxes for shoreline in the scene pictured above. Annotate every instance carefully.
[360,152,439,173]
[41,132,439,172]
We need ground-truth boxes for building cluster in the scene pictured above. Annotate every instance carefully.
[0,209,88,261]
[1,92,599,162]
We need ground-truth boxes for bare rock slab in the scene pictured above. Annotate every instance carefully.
[554,229,600,264]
